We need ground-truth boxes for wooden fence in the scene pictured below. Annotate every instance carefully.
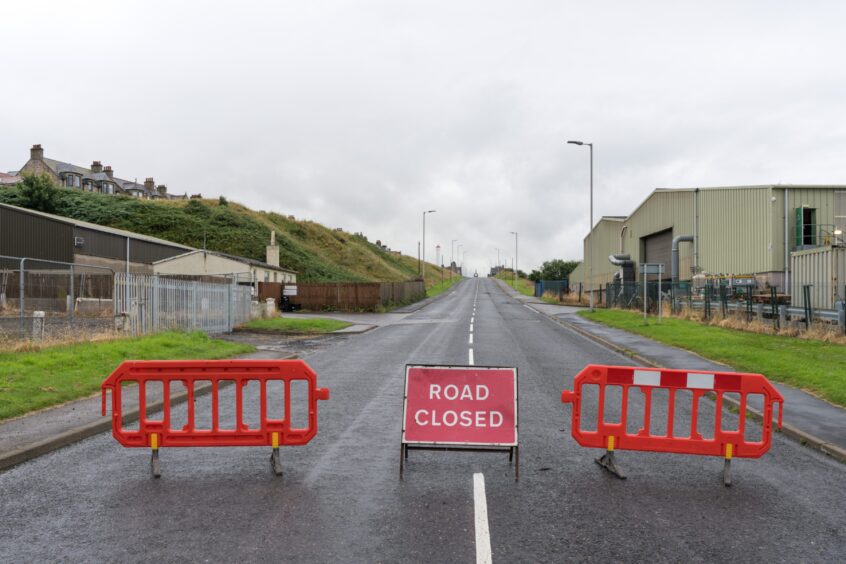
[259,280,425,311]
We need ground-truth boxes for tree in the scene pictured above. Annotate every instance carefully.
[19,173,59,213]
[218,195,228,206]
[529,259,581,281]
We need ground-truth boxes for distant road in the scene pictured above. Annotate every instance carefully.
[1,277,844,562]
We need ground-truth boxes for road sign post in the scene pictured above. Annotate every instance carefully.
[400,365,518,480]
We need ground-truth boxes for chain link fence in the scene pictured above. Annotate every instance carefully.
[1,255,255,345]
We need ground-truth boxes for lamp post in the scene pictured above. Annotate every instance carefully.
[568,140,594,311]
[451,239,458,278]
[510,231,518,288]
[457,244,463,276]
[422,209,436,287]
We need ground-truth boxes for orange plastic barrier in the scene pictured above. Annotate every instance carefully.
[101,359,329,477]
[561,364,783,485]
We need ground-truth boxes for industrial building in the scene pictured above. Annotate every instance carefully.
[569,185,846,303]
[0,203,295,286]
[0,202,193,273]
[153,250,296,284]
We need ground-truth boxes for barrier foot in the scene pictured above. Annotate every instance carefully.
[270,448,283,476]
[723,458,732,487]
[595,451,626,480]
[150,450,161,479]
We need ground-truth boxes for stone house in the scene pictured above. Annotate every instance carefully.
[15,144,186,199]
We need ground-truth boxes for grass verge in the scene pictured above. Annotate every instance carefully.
[495,271,534,296]
[579,309,846,407]
[241,317,352,334]
[426,275,463,298]
[0,331,254,421]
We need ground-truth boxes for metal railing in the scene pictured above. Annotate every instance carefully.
[604,280,846,332]
[114,273,252,336]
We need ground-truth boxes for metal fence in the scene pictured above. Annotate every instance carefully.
[0,254,255,343]
[604,280,846,331]
[114,273,252,336]
[534,280,568,298]
[0,255,116,342]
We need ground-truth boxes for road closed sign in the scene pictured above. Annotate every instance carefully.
[402,365,518,447]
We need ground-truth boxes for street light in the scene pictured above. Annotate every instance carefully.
[568,140,594,311]
[422,210,436,287]
[510,231,518,288]
[451,239,459,278]
[457,244,463,276]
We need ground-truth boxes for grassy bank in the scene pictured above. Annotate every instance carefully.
[495,271,534,296]
[0,331,254,421]
[241,317,352,334]
[579,309,846,407]
[426,274,463,298]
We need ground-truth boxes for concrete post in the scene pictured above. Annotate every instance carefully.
[779,305,787,329]
[756,302,764,322]
[32,310,45,341]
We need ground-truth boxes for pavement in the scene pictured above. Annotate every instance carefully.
[1,277,845,561]
[496,280,846,462]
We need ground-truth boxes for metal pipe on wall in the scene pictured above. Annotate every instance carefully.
[784,187,790,293]
[694,188,699,271]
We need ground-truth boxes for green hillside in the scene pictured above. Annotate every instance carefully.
[0,186,450,284]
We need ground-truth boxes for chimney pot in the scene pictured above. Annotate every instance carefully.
[143,177,155,191]
[91,160,103,173]
[103,165,114,178]
[30,144,44,160]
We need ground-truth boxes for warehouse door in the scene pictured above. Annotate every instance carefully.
[642,229,673,279]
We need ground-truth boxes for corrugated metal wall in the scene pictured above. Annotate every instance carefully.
[582,218,625,287]
[73,226,188,263]
[0,206,73,267]
[790,246,845,310]
[625,190,695,278]
[698,187,772,274]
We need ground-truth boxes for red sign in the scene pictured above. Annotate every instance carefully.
[402,365,518,446]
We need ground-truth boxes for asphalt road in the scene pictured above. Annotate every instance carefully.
[1,277,844,562]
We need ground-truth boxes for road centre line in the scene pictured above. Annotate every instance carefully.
[470,323,474,332]
[468,348,474,365]
[473,473,492,564]
[469,334,473,344]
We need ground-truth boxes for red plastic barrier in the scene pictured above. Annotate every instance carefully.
[561,364,783,485]
[101,359,329,476]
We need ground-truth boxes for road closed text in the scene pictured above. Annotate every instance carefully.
[413,383,503,427]
[403,366,517,445]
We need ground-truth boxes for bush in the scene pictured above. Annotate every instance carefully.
[19,173,59,213]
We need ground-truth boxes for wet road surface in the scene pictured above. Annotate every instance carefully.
[1,277,844,562]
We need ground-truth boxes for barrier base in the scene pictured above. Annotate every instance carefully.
[400,444,518,481]
[150,450,161,479]
[595,450,626,479]
[270,448,283,476]
[723,458,731,488]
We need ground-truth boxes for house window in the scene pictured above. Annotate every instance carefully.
[273,272,278,282]
[65,175,75,187]
[264,272,270,282]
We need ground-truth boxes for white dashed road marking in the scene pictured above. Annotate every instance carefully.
[474,473,492,564]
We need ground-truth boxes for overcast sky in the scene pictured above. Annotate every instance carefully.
[3,1,846,276]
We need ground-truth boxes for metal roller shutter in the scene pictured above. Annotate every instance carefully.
[642,229,673,278]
